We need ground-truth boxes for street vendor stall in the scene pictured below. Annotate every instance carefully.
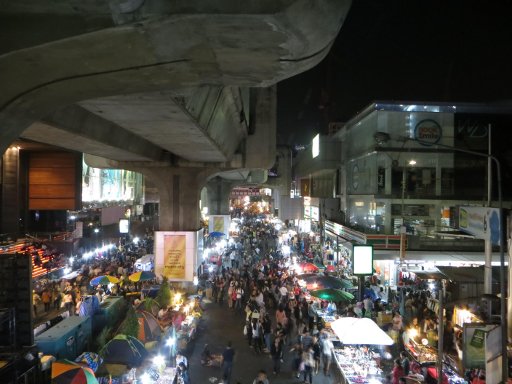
[158,293,202,353]
[402,325,466,384]
[328,317,391,384]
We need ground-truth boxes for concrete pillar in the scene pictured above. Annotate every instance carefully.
[205,176,235,216]
[140,167,208,231]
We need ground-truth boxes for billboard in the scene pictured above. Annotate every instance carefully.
[463,323,495,369]
[208,215,230,236]
[119,219,129,234]
[353,245,373,275]
[163,235,186,279]
[458,206,500,245]
[154,230,201,282]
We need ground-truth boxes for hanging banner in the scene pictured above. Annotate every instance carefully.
[163,235,186,279]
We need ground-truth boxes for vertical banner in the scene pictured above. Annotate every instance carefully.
[163,235,186,279]
[213,216,224,233]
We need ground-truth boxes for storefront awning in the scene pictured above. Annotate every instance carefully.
[414,266,503,283]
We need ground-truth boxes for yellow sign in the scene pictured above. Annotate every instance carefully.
[213,216,224,232]
[163,235,186,279]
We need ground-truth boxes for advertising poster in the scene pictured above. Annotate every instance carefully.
[458,206,500,245]
[213,216,224,233]
[163,235,186,279]
[463,323,494,369]
[353,245,373,275]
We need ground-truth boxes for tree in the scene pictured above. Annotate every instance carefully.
[156,276,171,308]
[118,305,139,338]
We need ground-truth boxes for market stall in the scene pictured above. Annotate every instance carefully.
[158,293,202,353]
[329,317,391,384]
[402,325,466,384]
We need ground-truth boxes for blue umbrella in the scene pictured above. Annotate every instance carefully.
[209,231,225,238]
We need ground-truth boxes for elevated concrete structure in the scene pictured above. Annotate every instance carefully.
[0,0,352,231]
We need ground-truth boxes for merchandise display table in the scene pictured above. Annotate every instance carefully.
[333,346,384,384]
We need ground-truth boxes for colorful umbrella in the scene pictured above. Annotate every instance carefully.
[89,275,119,286]
[100,334,148,367]
[301,274,353,290]
[209,231,225,237]
[326,265,336,272]
[75,352,103,373]
[310,288,354,302]
[51,359,99,384]
[129,271,156,282]
[299,262,319,273]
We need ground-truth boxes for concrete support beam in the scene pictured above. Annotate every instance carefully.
[0,1,350,155]
[246,86,277,169]
[23,105,168,162]
[126,166,217,231]
[206,176,236,216]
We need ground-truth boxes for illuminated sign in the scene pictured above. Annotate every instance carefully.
[119,219,129,234]
[312,134,320,158]
[311,206,319,221]
[353,245,373,275]
[304,206,311,218]
[414,119,442,146]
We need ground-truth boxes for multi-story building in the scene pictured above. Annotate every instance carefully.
[334,101,512,237]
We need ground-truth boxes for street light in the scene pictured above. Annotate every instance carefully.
[398,134,507,383]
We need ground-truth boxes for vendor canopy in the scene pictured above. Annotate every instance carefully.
[415,266,503,283]
[331,317,394,346]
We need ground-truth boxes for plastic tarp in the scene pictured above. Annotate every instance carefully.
[330,317,394,345]
[79,295,100,317]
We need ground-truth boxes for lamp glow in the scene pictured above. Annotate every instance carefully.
[153,354,165,367]
[140,372,152,384]
[166,337,176,347]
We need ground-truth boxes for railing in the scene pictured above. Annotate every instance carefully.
[366,234,404,250]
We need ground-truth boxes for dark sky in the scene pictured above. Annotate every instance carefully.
[277,1,512,146]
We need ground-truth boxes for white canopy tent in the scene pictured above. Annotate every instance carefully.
[330,317,394,346]
[134,254,154,271]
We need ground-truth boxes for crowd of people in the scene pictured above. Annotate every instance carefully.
[29,211,476,384]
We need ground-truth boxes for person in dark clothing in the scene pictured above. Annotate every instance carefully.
[222,341,235,384]
[173,362,191,384]
[270,335,284,374]
[400,351,410,375]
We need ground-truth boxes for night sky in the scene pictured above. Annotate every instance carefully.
[277,1,512,146]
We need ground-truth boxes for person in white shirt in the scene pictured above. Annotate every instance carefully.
[176,352,188,369]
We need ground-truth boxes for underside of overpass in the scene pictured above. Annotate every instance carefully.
[0,0,352,230]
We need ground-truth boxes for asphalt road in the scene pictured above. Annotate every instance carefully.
[184,298,339,384]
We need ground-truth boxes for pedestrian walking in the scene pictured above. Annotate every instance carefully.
[271,335,284,375]
[221,341,235,384]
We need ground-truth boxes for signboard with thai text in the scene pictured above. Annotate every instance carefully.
[163,235,186,279]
